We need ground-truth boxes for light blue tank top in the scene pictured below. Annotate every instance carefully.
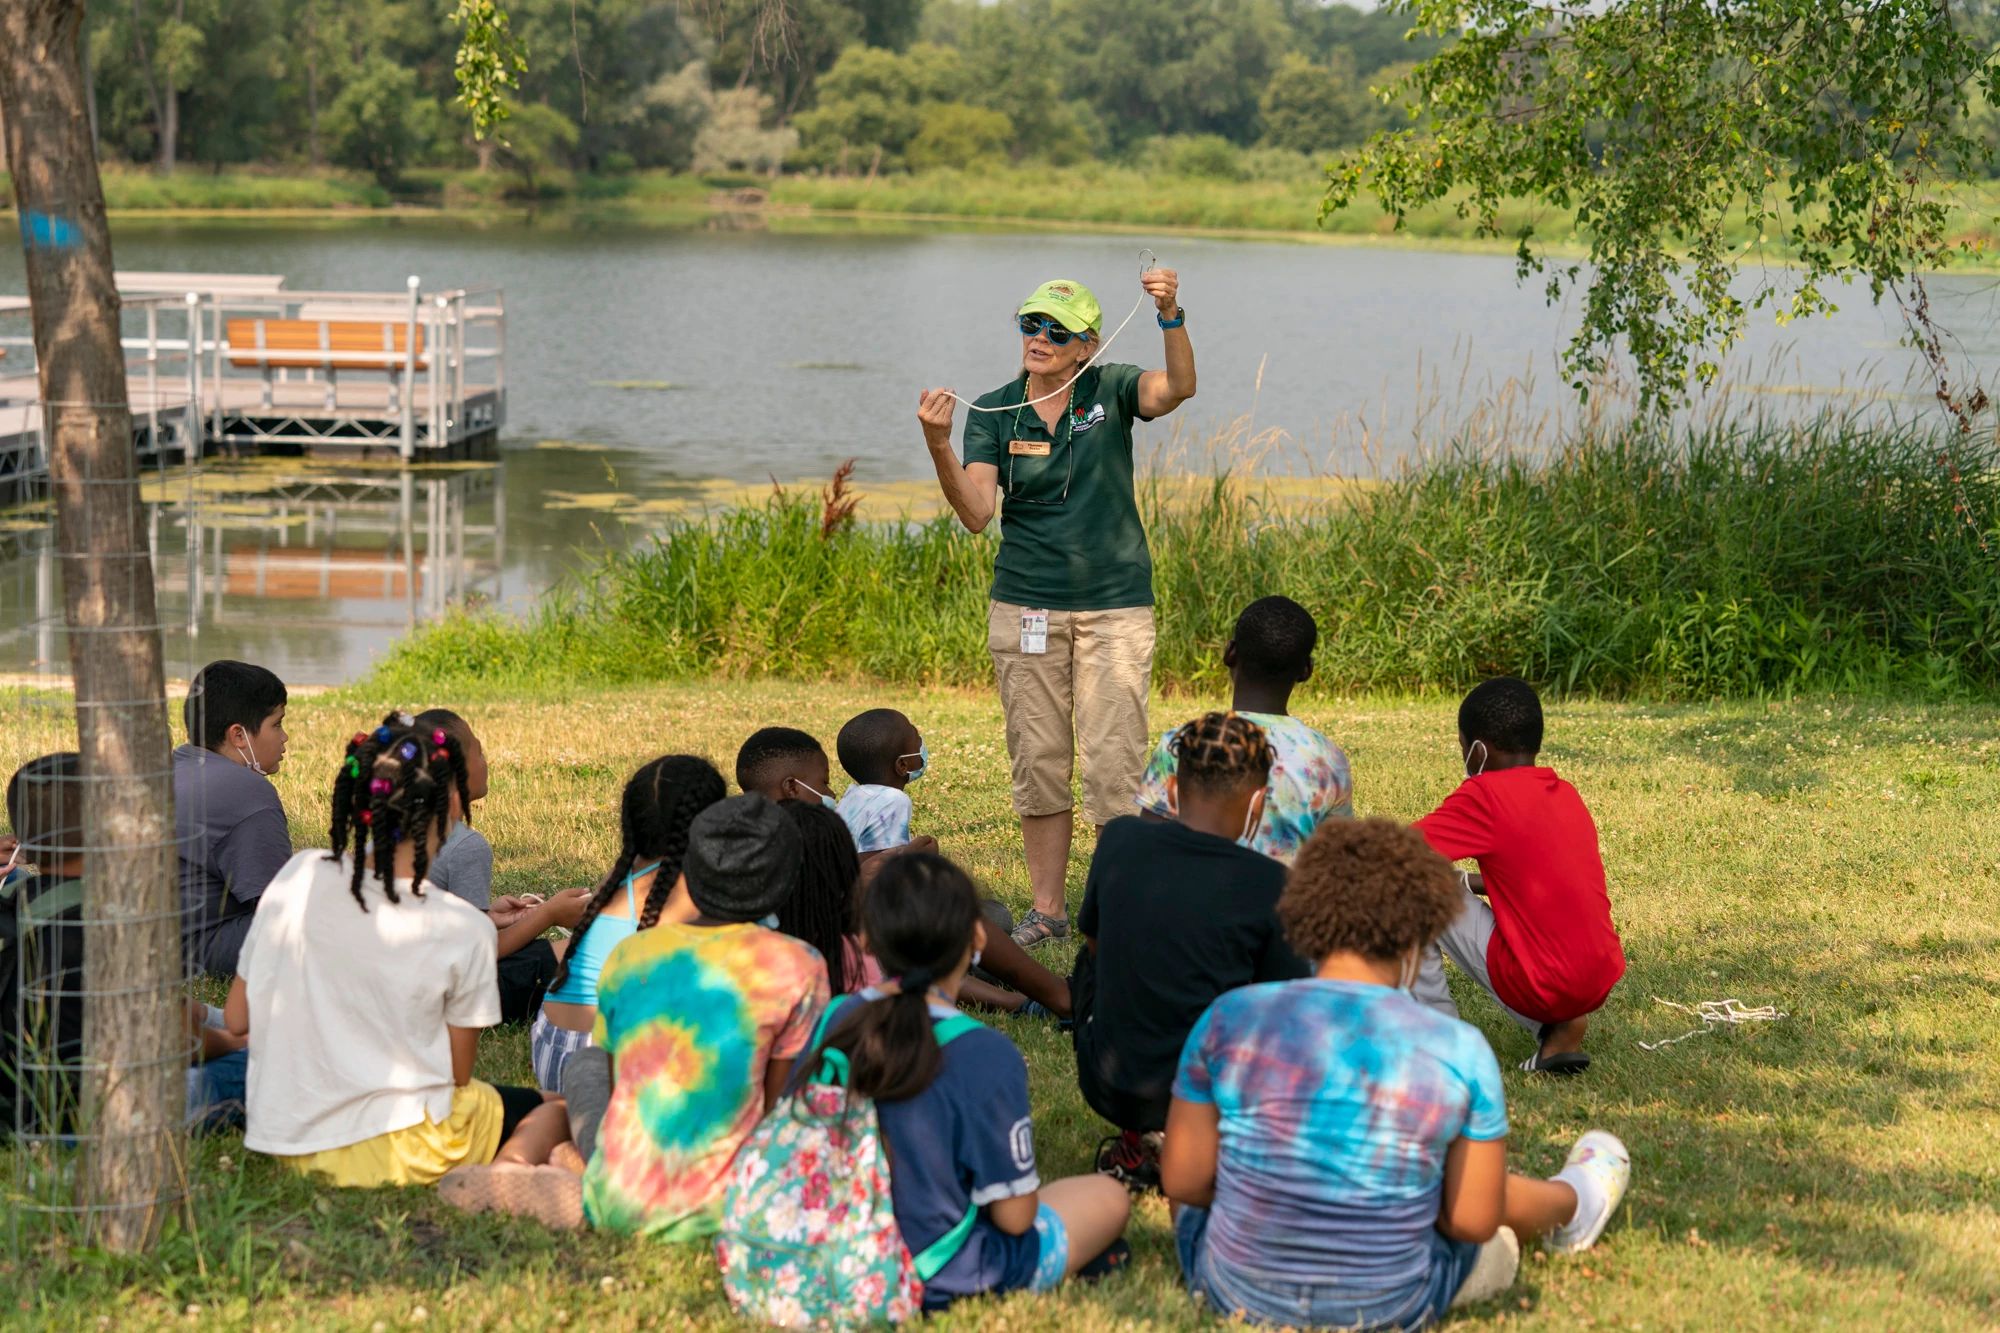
[542,861,657,1006]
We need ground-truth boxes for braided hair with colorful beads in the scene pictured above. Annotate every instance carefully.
[327,711,470,911]
[1169,710,1275,799]
[545,754,728,995]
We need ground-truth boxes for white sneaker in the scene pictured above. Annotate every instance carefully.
[1546,1130,1630,1253]
[1450,1226,1520,1308]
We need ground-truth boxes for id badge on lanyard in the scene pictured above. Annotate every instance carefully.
[1020,609,1049,655]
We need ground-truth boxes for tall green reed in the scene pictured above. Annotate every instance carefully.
[378,418,2000,699]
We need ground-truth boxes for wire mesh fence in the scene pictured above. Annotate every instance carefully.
[1,398,210,1257]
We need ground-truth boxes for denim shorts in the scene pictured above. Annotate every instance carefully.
[186,1049,248,1131]
[1175,1205,1480,1331]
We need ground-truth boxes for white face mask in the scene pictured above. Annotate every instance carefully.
[234,736,269,778]
[1397,949,1420,991]
[1236,793,1265,848]
[1464,740,1489,780]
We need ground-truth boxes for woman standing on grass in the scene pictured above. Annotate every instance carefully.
[917,267,1196,947]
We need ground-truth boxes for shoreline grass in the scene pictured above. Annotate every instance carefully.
[376,420,2000,703]
[6,164,1999,270]
[1,681,1997,1329]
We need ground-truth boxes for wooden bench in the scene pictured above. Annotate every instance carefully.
[225,318,427,411]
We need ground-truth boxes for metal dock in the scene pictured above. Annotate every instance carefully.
[1,272,506,497]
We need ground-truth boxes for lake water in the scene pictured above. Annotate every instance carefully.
[3,216,1996,682]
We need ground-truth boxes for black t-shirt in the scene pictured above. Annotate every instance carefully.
[1072,816,1309,1106]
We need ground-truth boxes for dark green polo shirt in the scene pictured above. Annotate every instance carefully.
[961,363,1154,611]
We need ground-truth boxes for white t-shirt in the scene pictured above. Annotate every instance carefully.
[238,848,500,1157]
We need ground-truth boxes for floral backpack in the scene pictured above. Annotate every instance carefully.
[718,995,983,1330]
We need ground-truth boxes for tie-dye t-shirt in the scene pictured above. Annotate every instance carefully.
[1173,979,1507,1292]
[835,784,914,855]
[1135,712,1352,864]
[583,921,828,1240]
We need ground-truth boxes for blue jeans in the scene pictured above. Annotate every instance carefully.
[1175,1205,1480,1331]
[186,1049,248,1131]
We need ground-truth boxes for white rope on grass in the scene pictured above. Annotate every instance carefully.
[1637,996,1788,1051]
[944,249,1161,414]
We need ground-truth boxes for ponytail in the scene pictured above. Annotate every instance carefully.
[818,853,979,1102]
[328,712,466,911]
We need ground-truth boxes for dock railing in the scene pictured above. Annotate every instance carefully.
[199,278,506,454]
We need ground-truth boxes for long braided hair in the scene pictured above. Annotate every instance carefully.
[327,712,468,912]
[1170,711,1275,798]
[776,799,860,995]
[547,754,726,995]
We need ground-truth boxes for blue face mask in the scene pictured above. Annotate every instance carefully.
[899,741,928,783]
[795,779,838,810]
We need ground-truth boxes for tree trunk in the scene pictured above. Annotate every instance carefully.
[305,0,321,167]
[0,0,180,1256]
[158,86,177,174]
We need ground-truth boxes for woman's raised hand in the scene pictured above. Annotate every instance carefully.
[1142,266,1180,317]
[917,387,958,451]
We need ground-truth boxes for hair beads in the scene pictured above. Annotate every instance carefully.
[326,711,468,913]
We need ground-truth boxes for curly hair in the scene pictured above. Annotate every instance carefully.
[327,712,467,912]
[1170,711,1274,798]
[1280,817,1463,963]
[547,754,727,994]
[1460,676,1543,755]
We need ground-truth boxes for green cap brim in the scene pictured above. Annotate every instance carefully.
[1018,299,1097,335]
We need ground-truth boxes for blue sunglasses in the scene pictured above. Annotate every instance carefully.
[1016,314,1092,345]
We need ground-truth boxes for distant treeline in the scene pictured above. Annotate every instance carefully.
[52,0,1441,188]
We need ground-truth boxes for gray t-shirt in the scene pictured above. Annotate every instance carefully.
[173,744,292,970]
[429,825,494,910]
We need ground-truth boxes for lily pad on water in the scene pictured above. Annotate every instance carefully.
[791,361,866,371]
[544,490,640,512]
[534,440,612,452]
[588,380,688,391]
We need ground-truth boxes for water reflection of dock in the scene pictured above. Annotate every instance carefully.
[0,272,505,497]
[0,463,503,678]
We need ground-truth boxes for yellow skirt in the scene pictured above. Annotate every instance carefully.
[277,1082,503,1188]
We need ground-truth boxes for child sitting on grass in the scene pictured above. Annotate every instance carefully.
[532,755,727,1092]
[1075,712,1309,1189]
[1161,817,1631,1331]
[736,726,842,808]
[1135,596,1353,863]
[416,708,590,1024]
[809,853,1130,1311]
[3,754,248,1137]
[1412,677,1625,1074]
[445,795,830,1236]
[176,660,294,977]
[824,708,1068,1018]
[834,708,939,868]
[227,714,571,1187]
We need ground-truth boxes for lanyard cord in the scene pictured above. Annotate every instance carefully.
[946,248,1157,414]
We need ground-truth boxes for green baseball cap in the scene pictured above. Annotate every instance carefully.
[1018,279,1103,336]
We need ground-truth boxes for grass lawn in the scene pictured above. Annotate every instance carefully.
[3,680,1998,1330]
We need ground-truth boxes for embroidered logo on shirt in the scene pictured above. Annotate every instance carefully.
[1070,403,1107,435]
[1009,1116,1035,1171]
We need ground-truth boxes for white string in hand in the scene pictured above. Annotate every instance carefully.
[947,248,1161,414]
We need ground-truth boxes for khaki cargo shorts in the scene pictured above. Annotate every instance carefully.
[988,600,1156,826]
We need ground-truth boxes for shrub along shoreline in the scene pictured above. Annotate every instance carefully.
[376,420,2000,701]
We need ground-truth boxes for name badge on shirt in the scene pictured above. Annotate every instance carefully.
[1020,609,1049,655]
[1008,438,1051,457]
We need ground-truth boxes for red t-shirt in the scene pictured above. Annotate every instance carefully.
[1415,767,1624,1022]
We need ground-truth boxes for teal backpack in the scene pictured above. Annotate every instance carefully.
[718,995,983,1329]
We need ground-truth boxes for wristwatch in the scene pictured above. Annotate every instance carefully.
[1158,306,1186,330]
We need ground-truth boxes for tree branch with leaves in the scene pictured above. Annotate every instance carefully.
[1327,1,2000,415]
